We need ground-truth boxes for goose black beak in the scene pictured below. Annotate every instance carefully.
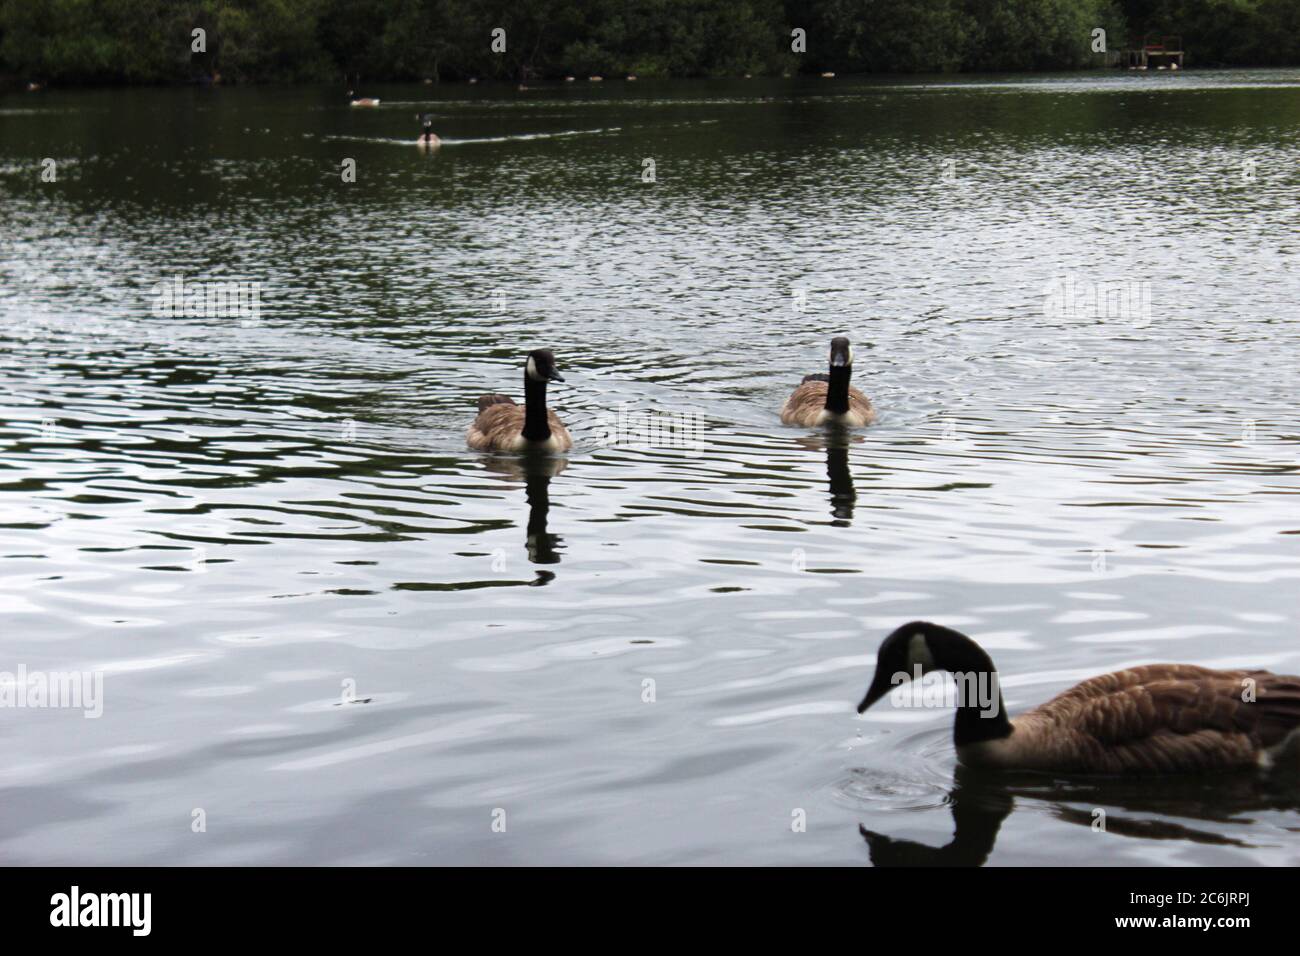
[547,371,565,383]
[857,671,892,713]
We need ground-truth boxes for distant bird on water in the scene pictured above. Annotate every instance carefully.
[416,113,440,147]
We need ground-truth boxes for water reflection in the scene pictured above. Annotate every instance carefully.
[483,455,566,571]
[796,433,861,525]
[858,768,1011,867]
[859,767,1300,866]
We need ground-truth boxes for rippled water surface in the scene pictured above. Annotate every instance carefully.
[2,72,1299,865]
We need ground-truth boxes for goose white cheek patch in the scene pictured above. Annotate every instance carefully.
[908,633,934,670]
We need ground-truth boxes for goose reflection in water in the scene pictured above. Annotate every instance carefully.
[795,433,862,525]
[482,455,566,581]
[859,766,1300,866]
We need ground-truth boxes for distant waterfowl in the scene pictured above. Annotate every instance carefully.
[416,112,440,147]
[780,336,876,428]
[26,81,43,93]
[821,71,836,78]
[348,90,380,107]
[857,622,1300,775]
[467,349,573,453]
[565,76,576,82]
[588,75,603,82]
[626,75,637,81]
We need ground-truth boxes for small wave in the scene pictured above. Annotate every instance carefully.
[319,127,621,147]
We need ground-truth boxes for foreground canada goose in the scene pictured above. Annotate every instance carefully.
[467,349,573,453]
[857,621,1300,774]
[416,113,441,147]
[780,337,876,427]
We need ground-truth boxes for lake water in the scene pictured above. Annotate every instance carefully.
[1,71,1298,865]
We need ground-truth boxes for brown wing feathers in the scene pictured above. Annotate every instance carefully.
[1028,665,1300,772]
[477,393,516,412]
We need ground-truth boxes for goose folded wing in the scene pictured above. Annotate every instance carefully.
[477,393,516,411]
[1039,667,1300,771]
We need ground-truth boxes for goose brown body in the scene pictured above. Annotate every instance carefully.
[780,377,876,427]
[859,622,1300,775]
[467,395,573,453]
[965,664,1300,774]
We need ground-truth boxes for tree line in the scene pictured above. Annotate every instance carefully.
[2,0,1297,85]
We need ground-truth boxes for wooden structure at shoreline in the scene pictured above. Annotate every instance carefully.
[1120,35,1185,70]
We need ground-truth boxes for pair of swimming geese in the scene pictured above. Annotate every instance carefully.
[466,341,1300,777]
[466,336,871,453]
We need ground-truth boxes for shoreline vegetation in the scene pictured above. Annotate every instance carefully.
[1,0,1298,89]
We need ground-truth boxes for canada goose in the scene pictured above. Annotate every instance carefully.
[416,113,440,147]
[589,75,603,82]
[467,349,573,453]
[626,75,637,81]
[780,337,876,428]
[348,90,380,107]
[564,76,576,82]
[857,621,1300,775]
[821,71,836,78]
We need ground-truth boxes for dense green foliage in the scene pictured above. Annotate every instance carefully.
[2,0,1297,85]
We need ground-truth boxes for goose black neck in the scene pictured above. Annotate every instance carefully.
[824,365,852,414]
[940,638,1012,747]
[525,472,560,564]
[522,372,551,442]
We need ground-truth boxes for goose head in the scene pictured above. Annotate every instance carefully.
[857,621,998,714]
[829,336,853,370]
[526,349,565,384]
